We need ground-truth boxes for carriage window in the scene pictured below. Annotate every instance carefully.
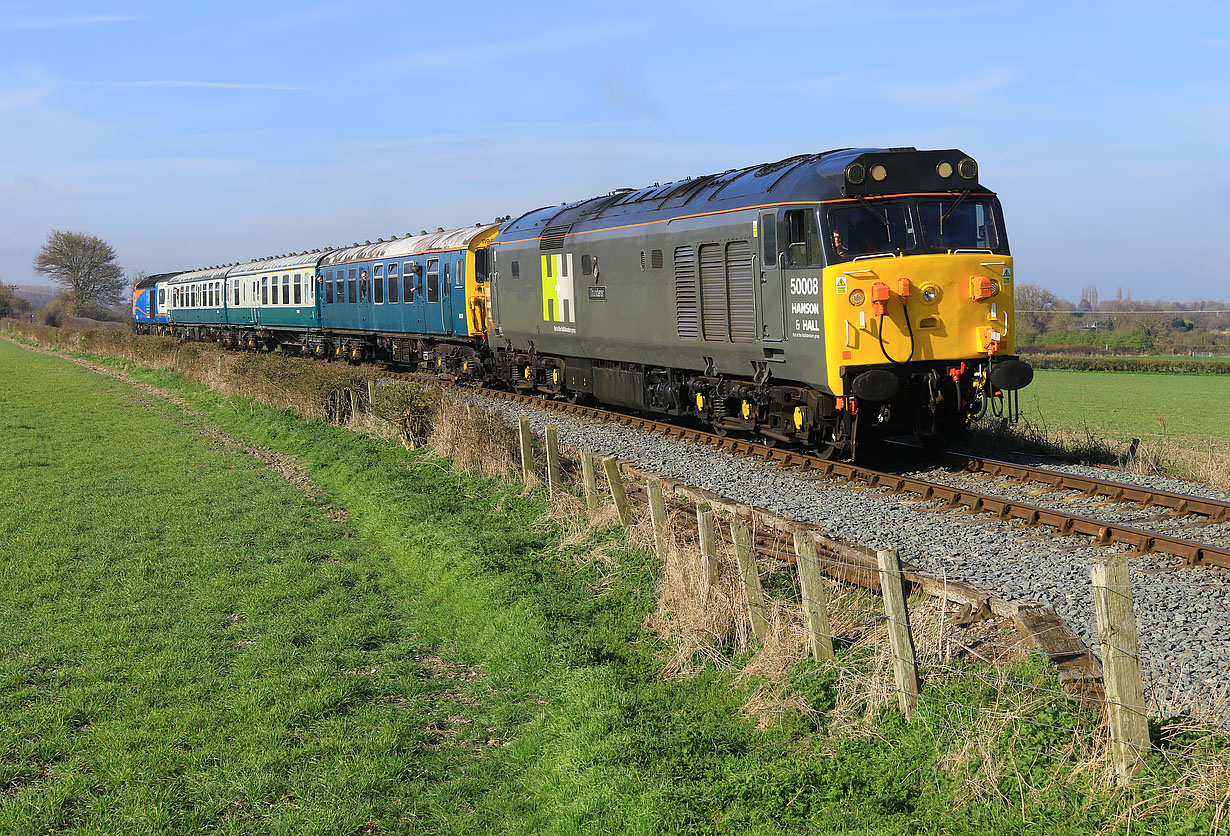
[348,268,358,303]
[326,275,334,304]
[336,271,345,304]
[374,272,384,303]
[261,278,268,306]
[403,263,414,302]
[374,263,383,278]
[282,275,290,305]
[388,263,399,303]
[784,209,823,267]
[232,281,239,306]
[426,259,440,303]
[293,274,302,305]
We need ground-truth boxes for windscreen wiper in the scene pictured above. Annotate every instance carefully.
[854,195,889,229]
[941,190,971,223]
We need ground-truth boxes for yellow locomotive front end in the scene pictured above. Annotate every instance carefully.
[823,251,1016,388]
[803,152,1033,451]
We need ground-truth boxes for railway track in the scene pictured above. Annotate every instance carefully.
[384,371,1230,571]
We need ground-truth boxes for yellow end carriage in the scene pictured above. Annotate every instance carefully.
[488,147,1033,460]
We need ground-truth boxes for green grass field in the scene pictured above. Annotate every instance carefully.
[2,336,1226,835]
[1019,369,1229,452]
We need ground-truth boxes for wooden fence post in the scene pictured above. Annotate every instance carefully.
[647,480,669,561]
[580,451,598,512]
[367,379,376,412]
[792,532,834,662]
[518,416,533,483]
[602,456,633,527]
[696,504,720,591]
[731,518,770,641]
[876,546,919,718]
[544,424,561,498]
[1091,554,1150,784]
[349,387,359,421]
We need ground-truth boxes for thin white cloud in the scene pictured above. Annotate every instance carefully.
[0,66,60,114]
[395,22,637,73]
[888,70,1021,107]
[0,15,140,29]
[77,80,306,91]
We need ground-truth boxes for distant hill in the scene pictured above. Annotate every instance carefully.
[12,284,59,309]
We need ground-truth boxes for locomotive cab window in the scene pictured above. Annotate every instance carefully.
[828,204,917,259]
[783,209,823,267]
[474,248,488,282]
[761,214,777,266]
[920,197,1000,251]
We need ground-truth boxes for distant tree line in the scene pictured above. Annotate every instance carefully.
[1014,283,1230,355]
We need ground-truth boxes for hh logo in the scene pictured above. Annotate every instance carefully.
[541,253,575,323]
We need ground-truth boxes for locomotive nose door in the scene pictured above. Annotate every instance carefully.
[758,211,785,341]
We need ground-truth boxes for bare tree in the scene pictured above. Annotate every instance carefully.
[32,229,126,316]
[1014,283,1060,334]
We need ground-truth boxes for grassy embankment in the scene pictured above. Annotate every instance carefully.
[2,332,1229,834]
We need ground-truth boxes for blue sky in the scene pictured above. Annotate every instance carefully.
[2,0,1227,302]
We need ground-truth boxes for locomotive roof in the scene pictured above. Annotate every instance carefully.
[134,271,181,290]
[495,148,984,243]
[320,224,500,266]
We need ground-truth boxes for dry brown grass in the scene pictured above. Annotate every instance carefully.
[425,389,519,480]
[965,418,1230,491]
[645,506,752,676]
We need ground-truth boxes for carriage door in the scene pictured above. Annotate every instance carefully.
[441,257,455,334]
[759,211,785,341]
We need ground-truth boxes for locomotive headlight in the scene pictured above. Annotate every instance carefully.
[849,288,865,306]
[921,285,939,303]
[958,158,978,179]
[845,163,865,185]
[870,164,888,182]
[936,161,954,178]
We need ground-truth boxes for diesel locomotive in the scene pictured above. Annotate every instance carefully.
[134,148,1033,458]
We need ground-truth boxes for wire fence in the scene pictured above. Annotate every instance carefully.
[516,419,1230,800]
